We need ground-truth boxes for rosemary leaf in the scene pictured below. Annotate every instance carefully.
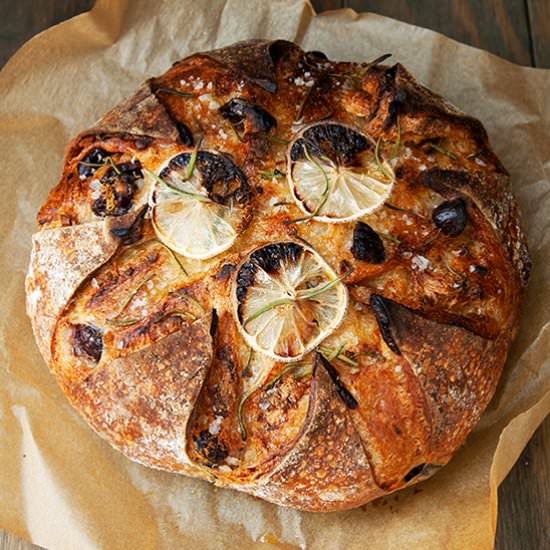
[264,363,306,391]
[379,232,401,245]
[374,137,394,181]
[109,274,154,323]
[156,87,194,98]
[429,142,458,160]
[284,145,331,224]
[158,308,197,322]
[259,169,286,180]
[237,393,250,440]
[266,135,290,145]
[391,117,401,159]
[184,139,202,180]
[296,270,349,301]
[145,169,210,202]
[107,156,121,175]
[245,297,293,324]
[106,317,140,327]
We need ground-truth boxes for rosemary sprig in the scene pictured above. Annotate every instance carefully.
[184,139,201,180]
[145,169,210,202]
[162,242,188,276]
[237,388,256,440]
[264,362,309,391]
[245,297,293,324]
[349,53,392,79]
[391,117,401,159]
[295,270,349,301]
[428,142,457,160]
[106,317,140,327]
[259,169,286,180]
[374,137,394,181]
[266,135,290,145]
[284,145,331,224]
[107,156,121,175]
[157,308,197,322]
[107,274,154,324]
[156,87,194,98]
[79,155,121,175]
[319,344,358,367]
[134,237,189,277]
[245,270,349,325]
[379,232,401,245]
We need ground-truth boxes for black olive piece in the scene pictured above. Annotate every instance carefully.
[219,98,277,133]
[318,354,358,409]
[404,463,426,482]
[351,222,385,264]
[72,324,103,362]
[432,198,468,237]
[78,148,109,178]
[110,205,148,245]
[369,294,401,355]
[195,430,228,465]
[176,122,193,146]
[91,160,143,218]
[216,263,236,281]
[289,123,371,165]
[472,264,488,275]
[210,309,219,338]
[164,151,251,206]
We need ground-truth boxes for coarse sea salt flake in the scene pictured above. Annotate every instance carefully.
[411,255,430,271]
[208,415,223,435]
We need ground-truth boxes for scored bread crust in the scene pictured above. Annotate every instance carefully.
[25,40,530,511]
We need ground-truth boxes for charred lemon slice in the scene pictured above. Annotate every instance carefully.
[233,241,348,362]
[148,151,250,260]
[287,123,394,223]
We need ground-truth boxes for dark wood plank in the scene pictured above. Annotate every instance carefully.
[340,0,533,66]
[527,0,550,68]
[496,415,550,550]
[0,0,94,67]
[311,0,344,11]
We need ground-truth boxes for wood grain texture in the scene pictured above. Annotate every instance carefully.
[0,0,94,67]
[1,0,549,549]
[527,0,550,68]
[341,0,534,66]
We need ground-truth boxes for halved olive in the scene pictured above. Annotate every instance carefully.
[351,222,385,264]
[432,198,468,236]
[72,324,103,362]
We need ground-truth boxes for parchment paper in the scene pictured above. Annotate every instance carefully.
[1,1,549,549]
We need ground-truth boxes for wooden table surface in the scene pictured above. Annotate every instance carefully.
[1,1,548,549]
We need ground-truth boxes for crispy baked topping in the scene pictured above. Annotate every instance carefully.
[351,222,385,263]
[219,98,277,134]
[369,294,401,355]
[432,198,468,236]
[234,241,348,361]
[149,151,251,260]
[287,123,394,222]
[71,323,103,362]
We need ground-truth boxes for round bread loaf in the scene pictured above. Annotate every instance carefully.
[25,40,530,511]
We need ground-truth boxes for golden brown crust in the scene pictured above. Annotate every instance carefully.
[72,319,212,472]
[26,39,530,512]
